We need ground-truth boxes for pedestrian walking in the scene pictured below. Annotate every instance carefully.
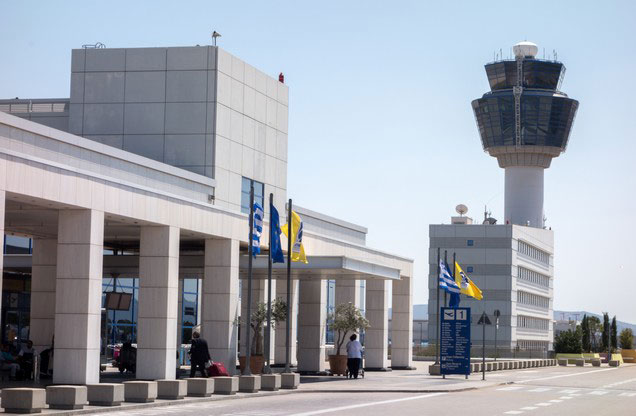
[189,331,211,378]
[346,334,363,379]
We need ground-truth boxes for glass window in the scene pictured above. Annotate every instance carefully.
[467,266,474,273]
[467,240,474,247]
[241,177,265,214]
[4,236,32,254]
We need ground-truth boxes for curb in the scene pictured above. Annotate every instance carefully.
[31,389,297,416]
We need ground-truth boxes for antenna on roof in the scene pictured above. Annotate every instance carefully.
[82,42,106,49]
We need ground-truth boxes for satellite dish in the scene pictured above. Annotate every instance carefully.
[455,204,468,216]
[483,217,497,225]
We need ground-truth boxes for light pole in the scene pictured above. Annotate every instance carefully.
[494,310,500,361]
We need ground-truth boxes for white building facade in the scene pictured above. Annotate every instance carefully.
[0,45,414,384]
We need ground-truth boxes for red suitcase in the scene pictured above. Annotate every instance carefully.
[208,361,230,377]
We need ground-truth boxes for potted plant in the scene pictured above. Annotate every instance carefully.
[239,298,287,374]
[328,302,370,376]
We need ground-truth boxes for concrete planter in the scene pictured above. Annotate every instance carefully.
[281,372,300,389]
[328,355,348,376]
[2,388,46,414]
[185,378,215,397]
[46,386,87,410]
[239,356,265,375]
[87,384,124,406]
[123,381,157,403]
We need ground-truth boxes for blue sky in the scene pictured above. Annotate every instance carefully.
[2,1,635,322]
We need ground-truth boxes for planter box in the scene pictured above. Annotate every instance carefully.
[328,355,348,376]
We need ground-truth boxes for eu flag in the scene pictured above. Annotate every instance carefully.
[270,202,285,263]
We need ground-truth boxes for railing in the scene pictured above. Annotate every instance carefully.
[0,99,69,114]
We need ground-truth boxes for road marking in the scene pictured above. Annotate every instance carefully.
[589,390,609,395]
[504,412,523,415]
[517,367,618,383]
[560,396,574,400]
[528,387,551,392]
[520,407,538,410]
[497,386,524,391]
[289,393,447,415]
[535,402,552,407]
[601,377,636,388]
[569,393,582,396]
[549,399,562,403]
[618,392,636,397]
[559,389,580,393]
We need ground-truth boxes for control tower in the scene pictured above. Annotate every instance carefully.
[472,41,579,228]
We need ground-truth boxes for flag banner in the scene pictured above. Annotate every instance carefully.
[439,259,460,294]
[252,202,264,257]
[269,202,285,263]
[455,262,483,300]
[449,292,461,307]
[282,210,308,264]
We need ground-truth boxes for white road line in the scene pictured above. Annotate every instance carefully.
[528,387,551,392]
[517,367,618,383]
[559,389,580,393]
[497,386,524,391]
[520,407,538,410]
[601,377,636,388]
[504,411,523,415]
[549,399,563,403]
[289,393,447,416]
[535,402,552,407]
[618,392,636,397]
[560,396,574,400]
[589,390,609,395]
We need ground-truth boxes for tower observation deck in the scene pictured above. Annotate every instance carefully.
[472,41,578,228]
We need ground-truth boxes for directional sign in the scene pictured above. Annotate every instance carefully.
[477,312,492,325]
[440,307,471,376]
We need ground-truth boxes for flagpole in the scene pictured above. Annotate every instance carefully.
[244,182,255,376]
[284,198,293,373]
[444,251,448,307]
[264,192,274,374]
[452,252,457,306]
[435,247,440,365]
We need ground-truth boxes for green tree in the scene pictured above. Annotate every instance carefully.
[611,316,618,352]
[246,298,287,355]
[588,316,602,352]
[554,327,583,354]
[581,315,591,352]
[329,303,370,356]
[619,328,634,349]
[602,313,610,352]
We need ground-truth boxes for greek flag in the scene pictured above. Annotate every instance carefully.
[252,202,264,257]
[439,259,460,294]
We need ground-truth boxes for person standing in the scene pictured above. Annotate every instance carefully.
[18,340,37,380]
[189,331,211,378]
[346,334,363,379]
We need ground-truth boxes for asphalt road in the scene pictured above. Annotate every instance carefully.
[87,365,636,416]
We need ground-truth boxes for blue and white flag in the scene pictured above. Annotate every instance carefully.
[439,259,460,294]
[269,202,285,263]
[252,202,264,257]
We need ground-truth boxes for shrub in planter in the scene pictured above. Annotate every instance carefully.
[239,298,287,374]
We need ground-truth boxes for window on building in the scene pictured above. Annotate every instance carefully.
[467,240,474,247]
[467,266,474,273]
[325,280,336,344]
[4,236,32,255]
[181,278,200,345]
[241,177,265,214]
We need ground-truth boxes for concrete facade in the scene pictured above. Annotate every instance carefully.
[428,223,554,353]
[0,44,414,383]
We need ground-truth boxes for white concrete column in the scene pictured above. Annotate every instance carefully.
[240,279,276,359]
[30,239,57,353]
[201,239,239,375]
[391,276,413,369]
[365,279,390,370]
[53,209,104,385]
[137,226,180,380]
[275,279,298,366]
[297,279,326,373]
[177,278,184,365]
[0,191,4,341]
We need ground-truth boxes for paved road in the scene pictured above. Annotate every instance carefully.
[88,365,636,416]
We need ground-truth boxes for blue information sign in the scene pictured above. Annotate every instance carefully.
[440,307,471,375]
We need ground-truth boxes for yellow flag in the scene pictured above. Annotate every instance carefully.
[455,262,483,300]
[281,210,308,264]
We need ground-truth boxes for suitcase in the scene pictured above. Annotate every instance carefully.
[208,361,230,377]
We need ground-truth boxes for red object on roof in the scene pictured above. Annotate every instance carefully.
[279,73,284,83]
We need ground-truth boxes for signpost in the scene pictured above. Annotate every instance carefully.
[440,307,471,378]
[478,312,492,380]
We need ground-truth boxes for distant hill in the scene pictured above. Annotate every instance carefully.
[554,310,636,334]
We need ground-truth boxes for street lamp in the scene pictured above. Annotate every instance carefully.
[494,310,500,361]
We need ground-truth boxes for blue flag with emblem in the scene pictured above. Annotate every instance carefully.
[252,202,263,257]
[269,202,285,263]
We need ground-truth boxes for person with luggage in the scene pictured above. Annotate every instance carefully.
[189,331,211,378]
[346,334,363,379]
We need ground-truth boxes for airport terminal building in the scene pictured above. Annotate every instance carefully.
[0,45,414,384]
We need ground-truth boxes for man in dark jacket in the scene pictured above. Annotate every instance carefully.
[189,331,211,378]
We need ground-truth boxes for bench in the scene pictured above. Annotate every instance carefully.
[46,385,87,410]
[215,376,238,395]
[157,379,186,400]
[87,383,124,406]
[123,381,157,403]
[185,377,215,397]
[2,388,46,413]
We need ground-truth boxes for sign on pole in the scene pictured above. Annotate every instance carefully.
[440,307,471,376]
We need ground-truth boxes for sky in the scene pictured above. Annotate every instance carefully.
[1,1,635,322]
